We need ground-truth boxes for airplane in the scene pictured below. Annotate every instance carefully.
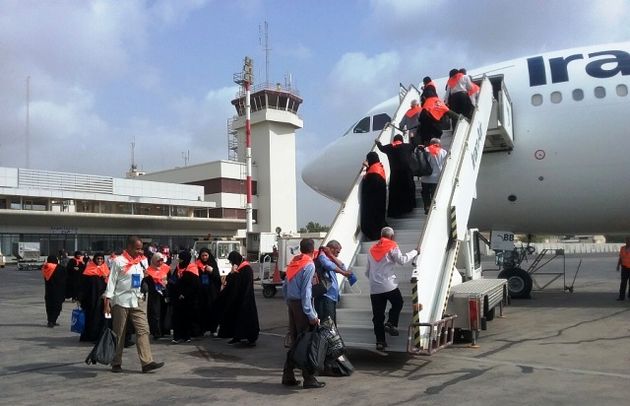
[302,42,630,236]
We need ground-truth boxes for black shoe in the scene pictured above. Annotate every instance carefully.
[282,378,301,386]
[142,361,164,373]
[47,322,54,328]
[227,338,240,344]
[384,323,399,336]
[303,380,326,389]
[616,297,624,301]
[111,365,122,373]
[54,322,60,326]
[376,341,388,351]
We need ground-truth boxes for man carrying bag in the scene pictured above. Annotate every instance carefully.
[281,238,325,389]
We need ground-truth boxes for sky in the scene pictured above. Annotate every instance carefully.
[1,0,629,228]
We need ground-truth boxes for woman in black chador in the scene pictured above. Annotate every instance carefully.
[196,248,222,336]
[171,250,201,344]
[217,251,259,345]
[360,151,388,241]
[65,251,85,301]
[376,134,416,218]
[79,253,110,342]
[42,255,67,328]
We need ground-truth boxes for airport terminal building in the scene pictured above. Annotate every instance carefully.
[0,167,244,256]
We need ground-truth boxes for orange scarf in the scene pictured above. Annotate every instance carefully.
[41,263,57,281]
[447,72,464,89]
[83,261,110,281]
[392,140,403,147]
[147,263,170,286]
[195,259,212,272]
[366,162,386,181]
[122,250,146,274]
[369,238,399,262]
[177,262,199,278]
[405,105,421,117]
[285,254,313,281]
[233,261,250,273]
[427,144,441,157]
[72,257,84,266]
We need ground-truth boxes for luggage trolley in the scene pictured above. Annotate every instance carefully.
[259,254,283,298]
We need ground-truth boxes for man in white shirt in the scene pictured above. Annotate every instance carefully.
[104,236,164,373]
[365,227,419,351]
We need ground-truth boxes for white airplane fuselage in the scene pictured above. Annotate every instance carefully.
[302,42,630,234]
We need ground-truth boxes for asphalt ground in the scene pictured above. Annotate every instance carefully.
[1,254,629,405]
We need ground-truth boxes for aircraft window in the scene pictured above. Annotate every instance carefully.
[550,91,562,104]
[531,94,543,106]
[372,113,391,131]
[353,116,371,133]
[616,84,628,97]
[572,89,584,101]
[594,86,606,99]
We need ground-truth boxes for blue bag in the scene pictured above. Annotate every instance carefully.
[71,307,85,334]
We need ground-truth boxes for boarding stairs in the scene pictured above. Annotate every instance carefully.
[323,77,512,353]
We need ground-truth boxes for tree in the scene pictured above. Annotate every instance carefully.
[298,221,330,233]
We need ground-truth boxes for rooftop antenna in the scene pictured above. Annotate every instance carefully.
[25,76,30,169]
[182,150,190,166]
[259,20,270,85]
[130,137,137,171]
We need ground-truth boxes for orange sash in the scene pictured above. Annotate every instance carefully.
[366,162,386,181]
[423,80,437,90]
[147,263,170,286]
[405,105,421,117]
[468,81,480,96]
[447,72,464,89]
[369,238,399,262]
[41,263,57,281]
[423,97,449,121]
[620,247,630,268]
[122,250,146,274]
[286,254,313,281]
[177,262,199,278]
[196,259,211,272]
[427,144,442,157]
[83,261,110,281]
[392,140,403,147]
[234,261,251,273]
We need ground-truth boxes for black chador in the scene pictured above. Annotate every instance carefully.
[172,251,201,343]
[360,152,388,241]
[195,248,221,335]
[79,255,109,342]
[65,253,85,301]
[376,135,416,218]
[42,256,67,327]
[217,252,259,345]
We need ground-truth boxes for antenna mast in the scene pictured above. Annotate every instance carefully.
[25,76,30,169]
[259,21,271,85]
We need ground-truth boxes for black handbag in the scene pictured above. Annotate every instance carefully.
[412,148,433,177]
[292,327,329,374]
[85,326,118,365]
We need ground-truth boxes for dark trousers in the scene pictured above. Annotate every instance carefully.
[370,288,404,343]
[314,296,337,324]
[283,300,316,383]
[620,268,630,298]
[421,182,437,212]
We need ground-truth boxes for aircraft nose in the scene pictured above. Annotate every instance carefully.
[301,155,325,195]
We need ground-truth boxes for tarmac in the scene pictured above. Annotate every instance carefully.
[1,254,629,405]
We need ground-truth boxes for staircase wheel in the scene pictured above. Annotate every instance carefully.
[498,268,532,299]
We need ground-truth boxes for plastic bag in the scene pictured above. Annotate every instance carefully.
[70,307,85,334]
[291,327,328,374]
[320,317,346,358]
[85,326,118,365]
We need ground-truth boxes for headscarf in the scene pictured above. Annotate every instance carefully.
[366,151,380,166]
[227,251,243,266]
[392,134,404,147]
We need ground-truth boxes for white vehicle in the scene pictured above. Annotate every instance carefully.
[302,42,630,353]
[13,242,41,271]
[191,239,240,276]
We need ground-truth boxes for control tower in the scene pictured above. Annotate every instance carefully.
[230,83,303,234]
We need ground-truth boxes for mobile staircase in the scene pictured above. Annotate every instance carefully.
[322,76,514,354]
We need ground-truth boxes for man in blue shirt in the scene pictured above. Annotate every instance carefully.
[314,240,352,324]
[281,238,325,389]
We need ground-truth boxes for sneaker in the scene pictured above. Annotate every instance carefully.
[141,361,164,373]
[303,379,326,389]
[227,338,240,344]
[171,339,183,344]
[385,323,399,336]
[111,365,123,373]
[376,341,388,351]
